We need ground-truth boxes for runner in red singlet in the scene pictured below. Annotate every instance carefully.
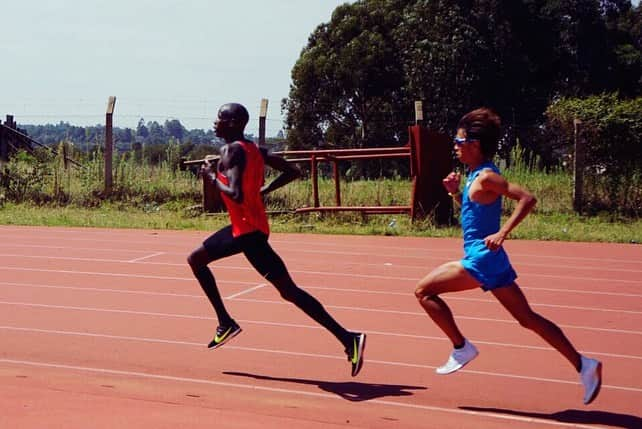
[187,103,366,377]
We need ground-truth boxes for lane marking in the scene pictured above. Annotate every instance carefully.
[1,330,640,394]
[2,228,640,264]
[0,358,607,428]
[2,264,640,287]
[1,299,640,337]
[226,284,266,299]
[1,299,641,352]
[2,251,642,277]
[2,324,641,361]
[2,281,639,314]
[127,252,165,263]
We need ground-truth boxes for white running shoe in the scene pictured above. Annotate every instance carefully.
[580,355,602,405]
[436,339,479,375]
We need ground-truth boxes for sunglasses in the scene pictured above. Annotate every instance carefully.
[453,136,478,146]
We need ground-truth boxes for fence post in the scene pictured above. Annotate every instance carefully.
[408,124,453,224]
[0,118,7,163]
[573,119,585,213]
[1,115,16,163]
[105,96,116,194]
[332,159,341,206]
[258,98,268,147]
[311,154,319,208]
[414,100,424,126]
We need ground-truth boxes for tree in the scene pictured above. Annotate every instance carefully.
[136,118,149,139]
[284,0,641,165]
[284,0,407,152]
[164,119,185,140]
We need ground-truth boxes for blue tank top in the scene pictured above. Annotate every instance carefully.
[461,161,502,245]
[458,160,516,290]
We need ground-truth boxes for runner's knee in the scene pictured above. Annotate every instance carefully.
[414,280,436,300]
[187,248,208,272]
[275,282,300,302]
[515,310,540,330]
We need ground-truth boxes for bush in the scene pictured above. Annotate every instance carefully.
[0,151,51,203]
[545,94,642,215]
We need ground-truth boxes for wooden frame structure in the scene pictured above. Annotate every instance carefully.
[185,124,454,224]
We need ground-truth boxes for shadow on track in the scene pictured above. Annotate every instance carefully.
[223,371,426,402]
[459,406,641,429]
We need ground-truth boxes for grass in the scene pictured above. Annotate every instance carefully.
[1,201,640,244]
[0,147,640,243]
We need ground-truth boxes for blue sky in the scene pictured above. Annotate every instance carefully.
[1,0,350,135]
[1,0,638,136]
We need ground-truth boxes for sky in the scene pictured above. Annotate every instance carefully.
[0,0,350,136]
[1,0,638,136]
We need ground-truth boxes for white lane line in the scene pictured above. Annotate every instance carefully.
[230,298,642,336]
[1,227,641,261]
[226,284,266,299]
[0,281,253,299]
[0,282,642,335]
[127,252,165,263]
[1,299,640,336]
[1,298,640,346]
[2,324,640,362]
[4,280,638,314]
[2,241,642,267]
[0,359,607,429]
[1,328,640,395]
[3,251,642,277]
[306,285,642,299]
[2,264,641,287]
[0,267,195,281]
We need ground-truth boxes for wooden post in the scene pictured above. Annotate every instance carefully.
[0,118,7,163]
[258,98,268,146]
[333,160,341,206]
[573,119,585,213]
[311,154,319,207]
[1,115,15,163]
[105,96,116,194]
[414,101,424,126]
[62,142,69,169]
[0,129,5,163]
[408,125,453,224]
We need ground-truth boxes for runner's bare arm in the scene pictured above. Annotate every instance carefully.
[260,148,301,195]
[205,143,246,203]
[479,171,537,250]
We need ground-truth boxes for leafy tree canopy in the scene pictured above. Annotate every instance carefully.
[284,0,641,159]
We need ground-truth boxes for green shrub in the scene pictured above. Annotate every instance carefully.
[545,94,642,215]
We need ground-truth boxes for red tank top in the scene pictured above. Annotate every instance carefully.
[217,141,270,237]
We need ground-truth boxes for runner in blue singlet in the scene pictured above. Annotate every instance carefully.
[460,160,517,290]
[413,108,602,405]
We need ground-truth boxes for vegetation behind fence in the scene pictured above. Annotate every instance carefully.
[0,143,587,220]
[545,94,642,216]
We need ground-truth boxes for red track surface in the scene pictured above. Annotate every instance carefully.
[1,225,640,428]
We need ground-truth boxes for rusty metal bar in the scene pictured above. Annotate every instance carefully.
[295,206,411,214]
[333,160,341,206]
[181,149,409,167]
[275,147,409,157]
[284,153,409,163]
[188,143,416,217]
[311,154,319,207]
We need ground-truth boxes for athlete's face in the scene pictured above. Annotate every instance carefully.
[453,128,480,165]
[213,111,235,139]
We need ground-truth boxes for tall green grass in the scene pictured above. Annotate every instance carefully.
[1,145,640,243]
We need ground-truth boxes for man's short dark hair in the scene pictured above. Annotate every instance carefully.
[457,108,501,159]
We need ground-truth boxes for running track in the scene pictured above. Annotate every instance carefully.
[1,225,640,429]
